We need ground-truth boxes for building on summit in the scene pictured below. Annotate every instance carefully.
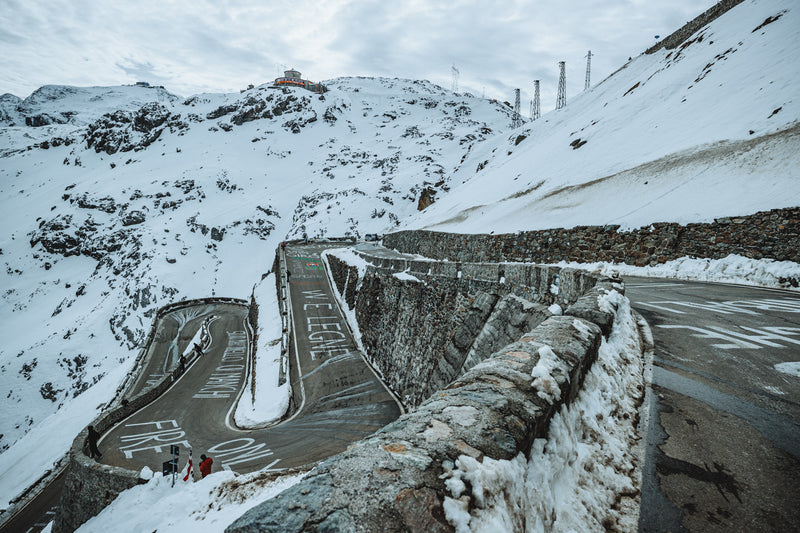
[272,69,327,93]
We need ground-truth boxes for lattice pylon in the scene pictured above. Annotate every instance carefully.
[511,88,522,128]
[585,50,592,90]
[556,61,566,110]
[532,80,540,120]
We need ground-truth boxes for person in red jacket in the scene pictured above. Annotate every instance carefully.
[199,454,213,478]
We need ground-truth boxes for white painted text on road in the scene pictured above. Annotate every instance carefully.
[193,331,246,399]
[658,325,800,349]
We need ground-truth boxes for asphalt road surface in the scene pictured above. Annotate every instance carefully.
[6,244,798,533]
[0,303,220,533]
[99,243,400,478]
[627,277,800,532]
[1,244,401,532]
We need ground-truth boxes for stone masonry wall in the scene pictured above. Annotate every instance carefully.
[227,278,626,533]
[384,207,800,268]
[53,297,249,533]
[325,252,608,409]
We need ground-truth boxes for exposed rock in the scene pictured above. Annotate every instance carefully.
[417,187,436,211]
[121,210,146,226]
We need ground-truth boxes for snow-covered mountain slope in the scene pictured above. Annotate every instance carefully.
[0,84,182,151]
[403,0,800,233]
[0,76,511,506]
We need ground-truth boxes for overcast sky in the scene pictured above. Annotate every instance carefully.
[0,0,717,112]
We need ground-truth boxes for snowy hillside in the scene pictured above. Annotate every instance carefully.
[0,76,511,506]
[403,0,800,233]
[0,84,182,152]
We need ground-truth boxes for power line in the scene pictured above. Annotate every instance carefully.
[451,64,459,93]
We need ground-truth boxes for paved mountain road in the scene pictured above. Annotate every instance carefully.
[99,243,401,477]
[1,243,401,532]
[628,277,800,532]
[0,303,219,533]
[5,244,799,533]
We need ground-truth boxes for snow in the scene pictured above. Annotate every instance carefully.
[323,247,370,280]
[0,76,510,506]
[0,0,797,524]
[233,274,290,428]
[393,270,421,282]
[775,362,800,378]
[181,323,206,357]
[530,346,568,404]
[0,358,129,509]
[554,253,800,291]
[71,468,306,533]
[443,290,644,532]
[403,0,800,234]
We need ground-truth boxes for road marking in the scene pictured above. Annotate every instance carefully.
[193,331,246,399]
[626,283,689,288]
[301,290,352,360]
[638,302,688,314]
[639,297,800,316]
[208,438,281,469]
[658,325,800,349]
[118,420,190,458]
[145,373,165,388]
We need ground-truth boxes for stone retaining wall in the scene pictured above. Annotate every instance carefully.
[53,297,248,533]
[383,207,800,266]
[325,252,607,408]
[226,274,625,532]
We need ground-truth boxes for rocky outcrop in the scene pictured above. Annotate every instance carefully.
[384,207,800,268]
[417,187,436,210]
[84,103,187,155]
[646,0,744,54]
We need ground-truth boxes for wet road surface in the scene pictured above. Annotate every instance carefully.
[627,277,800,532]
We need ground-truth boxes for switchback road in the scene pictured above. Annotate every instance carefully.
[99,243,401,476]
[0,302,218,533]
[2,243,401,533]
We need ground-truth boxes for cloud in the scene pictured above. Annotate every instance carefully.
[0,0,718,101]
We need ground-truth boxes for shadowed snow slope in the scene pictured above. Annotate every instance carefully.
[403,0,800,233]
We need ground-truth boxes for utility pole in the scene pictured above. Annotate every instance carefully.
[556,61,566,110]
[511,88,522,128]
[531,80,540,120]
[451,64,459,93]
[585,50,592,90]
